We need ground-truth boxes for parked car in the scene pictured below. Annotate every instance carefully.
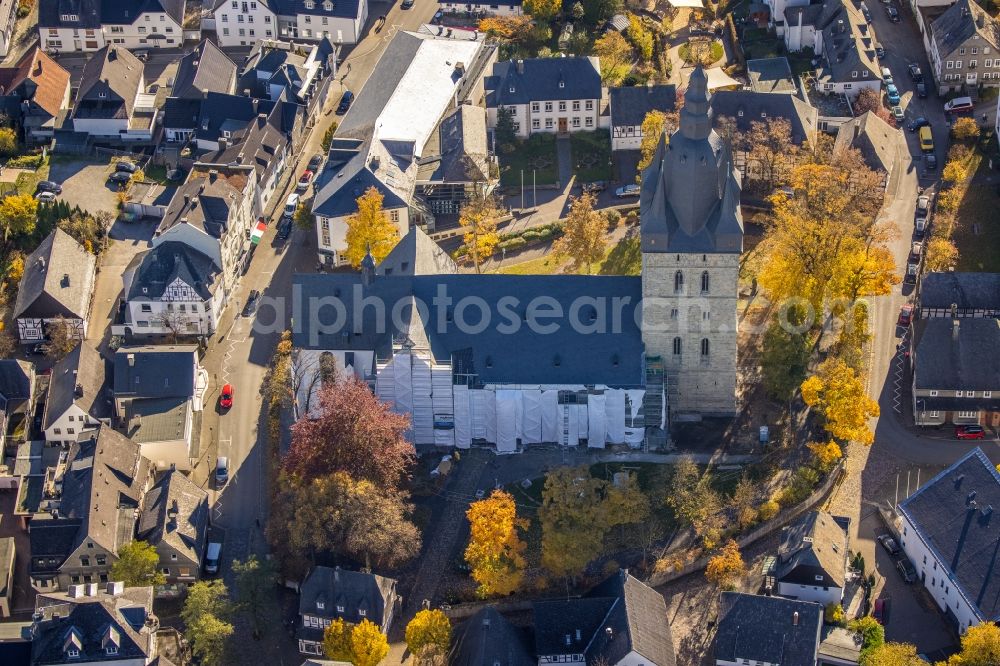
[401,0,414,7]
[308,153,324,170]
[204,541,222,575]
[875,43,885,58]
[133,50,149,61]
[278,218,293,240]
[35,191,57,203]
[862,6,872,22]
[873,598,887,625]
[956,424,986,440]
[582,181,607,194]
[36,180,62,194]
[897,305,913,327]
[907,117,930,132]
[108,171,132,185]
[28,343,45,356]
[296,169,314,192]
[215,456,230,486]
[283,192,299,218]
[925,153,937,170]
[886,6,899,21]
[916,82,927,98]
[878,534,901,555]
[914,217,927,238]
[892,106,904,122]
[220,384,234,409]
[908,63,923,82]
[896,559,916,583]
[336,90,354,115]
[242,290,260,317]
[615,184,640,198]
[916,195,930,216]
[944,96,974,115]
[115,160,138,173]
[881,67,893,85]
[886,84,901,106]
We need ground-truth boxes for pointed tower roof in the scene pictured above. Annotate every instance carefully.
[679,68,712,141]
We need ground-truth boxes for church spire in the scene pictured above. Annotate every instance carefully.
[679,67,712,141]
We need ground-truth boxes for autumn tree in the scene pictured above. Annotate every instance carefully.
[853,88,883,116]
[351,619,390,666]
[478,15,533,44]
[344,186,400,268]
[0,193,37,243]
[807,440,843,473]
[638,110,667,171]
[182,581,234,666]
[760,319,810,402]
[539,465,609,582]
[0,332,15,359]
[729,474,758,529]
[666,457,724,548]
[464,489,528,597]
[405,609,452,661]
[553,193,606,274]
[627,15,654,61]
[951,116,980,143]
[801,358,879,445]
[524,0,560,20]
[294,202,314,230]
[461,194,502,273]
[860,642,925,666]
[925,236,959,272]
[323,619,353,662]
[321,122,337,151]
[705,540,745,590]
[6,251,24,284]
[850,615,885,654]
[110,540,165,587]
[44,316,79,360]
[284,379,413,486]
[0,127,17,156]
[943,156,971,186]
[745,117,798,194]
[604,471,651,539]
[232,555,276,639]
[593,32,632,84]
[941,622,1000,666]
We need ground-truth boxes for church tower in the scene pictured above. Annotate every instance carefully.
[639,68,744,418]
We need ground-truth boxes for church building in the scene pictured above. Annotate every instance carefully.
[289,68,743,452]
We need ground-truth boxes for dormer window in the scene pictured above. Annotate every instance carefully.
[359,609,367,616]
[760,111,767,118]
[106,646,118,655]
[336,605,345,613]
[304,0,314,8]
[852,71,858,78]
[98,92,106,98]
[323,0,333,8]
[67,649,80,658]
[509,86,515,93]
[737,109,744,116]
[559,80,565,88]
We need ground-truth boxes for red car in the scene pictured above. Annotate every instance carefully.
[220,384,234,409]
[956,425,985,440]
[897,304,914,327]
[873,598,886,625]
[296,170,314,191]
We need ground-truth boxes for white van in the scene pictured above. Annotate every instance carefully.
[944,97,974,115]
[204,542,222,575]
[283,192,300,218]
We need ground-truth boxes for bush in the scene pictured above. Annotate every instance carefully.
[758,499,779,521]
[6,153,45,169]
[779,467,819,506]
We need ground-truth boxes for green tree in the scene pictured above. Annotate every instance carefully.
[704,539,745,590]
[495,106,517,149]
[666,457,724,548]
[182,581,234,666]
[321,122,338,151]
[951,117,980,144]
[0,127,17,156]
[604,471,651,539]
[43,315,79,361]
[460,194,502,273]
[539,465,609,582]
[232,555,276,639]
[627,15,654,61]
[581,0,622,23]
[188,614,234,666]
[760,320,810,401]
[110,540,165,587]
[850,615,885,656]
[0,193,37,243]
[405,609,452,660]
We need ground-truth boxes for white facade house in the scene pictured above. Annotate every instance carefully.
[609,85,676,152]
[774,511,850,607]
[42,344,109,446]
[38,0,187,53]
[0,0,17,58]
[437,0,522,16]
[213,0,280,46]
[213,0,367,48]
[71,46,158,141]
[898,448,1000,635]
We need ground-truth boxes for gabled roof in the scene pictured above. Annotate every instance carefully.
[113,345,198,401]
[746,57,797,94]
[711,90,817,145]
[0,359,33,404]
[416,103,490,184]
[194,91,270,144]
[197,104,292,182]
[920,272,1000,312]
[449,607,534,666]
[32,586,154,664]
[44,342,110,430]
[486,57,602,107]
[298,566,396,626]
[124,396,190,445]
[931,0,1000,58]
[834,110,896,174]
[0,47,71,119]
[13,229,96,322]
[100,0,185,25]
[376,227,457,276]
[273,0,362,19]
[157,168,249,239]
[162,97,202,131]
[137,469,208,565]
[775,510,850,588]
[912,317,1000,391]
[126,241,220,302]
[609,84,677,129]
[816,0,880,85]
[172,39,237,100]
[714,593,823,665]
[74,46,143,121]
[899,448,1000,621]
[38,0,102,28]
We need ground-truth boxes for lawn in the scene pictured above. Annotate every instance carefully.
[570,130,612,183]
[13,159,51,196]
[499,133,558,187]
[499,234,640,275]
[952,178,1000,272]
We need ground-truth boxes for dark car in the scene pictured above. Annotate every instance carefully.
[108,171,132,185]
[956,424,986,440]
[401,0,414,7]
[875,43,885,58]
[907,117,930,132]
[885,6,899,20]
[308,153,324,170]
[896,559,916,583]
[878,533,901,555]
[115,160,138,173]
[925,153,938,170]
[242,290,260,317]
[908,63,924,82]
[861,7,872,22]
[873,598,886,625]
[916,82,928,98]
[36,180,62,194]
[278,218,292,240]
[28,343,45,356]
[581,181,607,194]
[336,90,354,115]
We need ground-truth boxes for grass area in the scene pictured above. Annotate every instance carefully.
[499,232,641,275]
[953,176,1000,272]
[143,164,172,185]
[14,160,51,195]
[678,41,725,66]
[570,130,612,183]
[498,252,567,275]
[499,133,558,187]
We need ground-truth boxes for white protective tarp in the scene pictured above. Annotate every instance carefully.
[411,355,434,444]
[375,360,394,407]
[495,390,519,453]
[481,389,498,444]
[575,404,589,444]
[432,364,454,447]
[605,389,626,444]
[453,385,471,449]
[588,393,607,448]
[541,390,560,443]
[392,353,412,415]
[521,390,543,444]
[470,389,488,440]
[625,389,647,447]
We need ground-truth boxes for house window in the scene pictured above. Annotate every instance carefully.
[947,61,954,69]
[670,308,678,319]
[54,428,61,435]
[585,100,593,111]
[545,118,553,129]
[672,337,682,355]
[359,609,367,616]
[956,391,963,397]
[544,102,553,112]
[929,411,939,417]
[531,102,539,112]
[985,391,993,398]
[585,117,593,127]
[852,71,858,78]
[138,26,146,33]
[958,411,978,418]
[558,101,566,112]
[701,271,709,293]
[972,47,979,55]
[141,304,152,312]
[674,271,684,293]
[701,338,710,358]
[390,210,400,224]
[930,390,938,396]
[67,649,79,658]
[967,391,976,397]
[81,557,90,566]
[67,428,74,434]
[532,119,540,129]
[572,101,580,111]
[956,61,963,69]
[572,117,580,127]
[336,605,345,612]
[223,28,229,35]
[237,14,244,22]
[171,553,178,560]
[96,555,106,565]
[960,48,966,55]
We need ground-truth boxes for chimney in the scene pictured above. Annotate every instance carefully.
[605,627,613,640]
[68,585,83,598]
[575,629,581,641]
[74,384,83,398]
[977,14,985,28]
[209,169,219,182]
[168,499,178,519]
[565,635,571,647]
[106,581,124,596]
[85,583,99,597]
[793,611,799,626]
[334,565,340,583]
[516,59,524,74]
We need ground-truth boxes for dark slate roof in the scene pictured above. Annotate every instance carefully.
[124,396,190,445]
[817,0,880,85]
[912,318,1000,391]
[834,111,896,174]
[113,345,197,400]
[486,57,601,107]
[714,592,823,665]
[920,272,1000,312]
[609,85,677,128]
[417,104,490,184]
[126,242,220,302]
[776,510,850,588]
[375,227,457,276]
[100,0,185,25]
[195,92,270,143]
[746,57,797,94]
[293,273,645,386]
[29,519,81,574]
[711,90,817,145]
[640,69,744,254]
[172,39,237,100]
[0,360,33,403]
[13,229,96,321]
[157,169,250,239]
[931,0,1000,58]
[898,448,1000,621]
[449,607,534,666]
[0,639,30,666]
[136,469,208,565]
[44,342,110,430]
[533,597,615,657]
[74,46,143,121]
[163,97,202,130]
[298,566,396,627]
[273,0,362,19]
[38,0,101,28]
[196,105,291,182]
[32,586,154,665]
[311,147,408,218]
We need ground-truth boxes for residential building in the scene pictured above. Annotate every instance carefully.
[775,510,851,605]
[162,39,238,142]
[746,57,798,94]
[910,317,1000,427]
[28,428,154,591]
[0,537,13,618]
[783,2,835,53]
[448,607,534,666]
[609,84,677,152]
[919,272,1000,318]
[30,584,162,664]
[38,0,186,52]
[0,0,15,58]
[533,570,675,665]
[0,48,72,143]
[414,103,496,215]
[485,56,604,137]
[375,226,457,277]
[42,343,110,446]
[112,345,208,470]
[312,30,495,266]
[71,46,157,141]
[927,0,1000,94]
[438,0,522,16]
[12,229,96,345]
[297,566,399,656]
[898,447,1000,633]
[814,0,882,99]
[0,360,35,449]
[212,0,367,48]
[237,37,337,108]
[713,592,824,665]
[135,469,208,595]
[833,110,897,190]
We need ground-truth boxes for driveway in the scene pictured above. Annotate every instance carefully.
[48,159,123,217]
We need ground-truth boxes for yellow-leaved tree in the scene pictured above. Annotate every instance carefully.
[404,609,452,662]
[460,194,502,273]
[593,31,633,84]
[464,489,528,597]
[704,539,745,590]
[939,621,1000,666]
[344,186,400,268]
[807,441,843,472]
[477,15,533,43]
[0,193,37,244]
[350,619,390,666]
[553,192,606,274]
[801,358,880,444]
[860,642,924,666]
[925,237,959,272]
[523,0,560,20]
[322,618,353,662]
[638,110,667,172]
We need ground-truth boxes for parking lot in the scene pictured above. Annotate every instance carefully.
[48,158,127,217]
